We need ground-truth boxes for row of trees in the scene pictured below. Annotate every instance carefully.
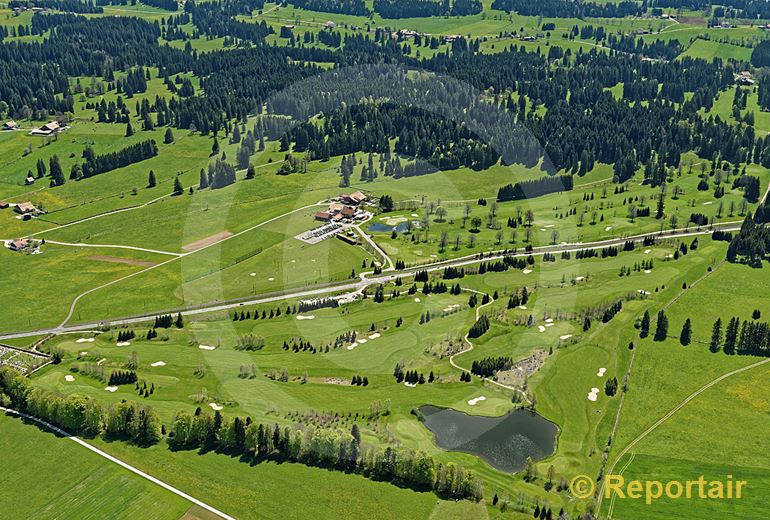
[169,409,483,500]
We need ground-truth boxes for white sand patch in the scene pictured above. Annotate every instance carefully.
[404,382,417,387]
[540,228,547,232]
[587,387,600,402]
[208,403,223,411]
[597,367,607,377]
[538,325,546,332]
[76,338,95,343]
[79,351,88,356]
[151,361,166,367]
[357,338,368,344]
[522,269,532,274]
[644,269,652,274]
[199,344,216,350]
[644,249,651,254]
[638,289,651,295]
[560,334,573,340]
[544,224,555,228]
[116,341,130,347]
[368,333,381,339]
[414,297,421,302]
[250,273,256,277]
[443,304,461,312]
[518,305,527,310]
[430,254,437,258]
[545,318,554,323]
[105,386,118,393]
[575,276,585,281]
[467,396,487,406]
[665,254,674,259]
[703,201,713,205]
[545,323,555,328]
[605,226,613,231]
[411,213,419,217]
[64,375,75,382]
[96,358,106,365]
[296,315,316,320]
[346,343,358,350]
[268,277,275,281]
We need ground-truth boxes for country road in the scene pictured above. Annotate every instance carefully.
[0,221,740,341]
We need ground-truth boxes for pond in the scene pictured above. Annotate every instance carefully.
[418,405,558,473]
[367,222,410,233]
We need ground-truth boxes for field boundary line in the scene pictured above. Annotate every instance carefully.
[0,406,234,520]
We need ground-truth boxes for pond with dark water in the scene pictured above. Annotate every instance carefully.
[418,405,558,473]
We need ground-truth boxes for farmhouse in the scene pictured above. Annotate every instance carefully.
[0,201,8,210]
[2,120,19,131]
[324,21,335,29]
[736,71,755,85]
[30,121,61,136]
[339,191,367,205]
[14,202,39,215]
[314,211,332,222]
[8,239,29,251]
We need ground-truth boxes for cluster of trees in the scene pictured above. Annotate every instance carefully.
[350,375,369,386]
[73,141,158,180]
[710,316,770,356]
[0,367,160,444]
[169,409,483,500]
[470,356,513,378]
[496,175,573,202]
[491,0,642,18]
[726,216,770,264]
[108,370,138,386]
[153,313,184,328]
[373,0,482,18]
[506,287,529,308]
[467,314,490,338]
[235,334,265,351]
[601,300,623,323]
[288,0,370,15]
[116,329,136,342]
[9,0,103,13]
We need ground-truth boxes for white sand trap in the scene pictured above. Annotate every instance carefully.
[411,213,419,217]
[467,396,487,406]
[199,344,216,350]
[404,382,417,387]
[575,276,585,281]
[79,351,88,356]
[291,259,296,263]
[540,228,547,232]
[268,277,275,281]
[518,305,527,310]
[116,341,130,347]
[597,367,607,377]
[208,403,223,411]
[346,343,358,350]
[644,249,652,254]
[644,269,652,274]
[638,289,651,295]
[545,323,555,327]
[703,201,713,205]
[587,392,598,402]
[76,338,95,343]
[105,386,118,393]
[250,273,256,277]
[368,333,381,339]
[151,361,166,367]
[544,224,555,228]
[605,226,613,231]
[545,318,554,323]
[414,297,421,302]
[296,315,316,320]
[357,338,368,344]
[665,254,674,259]
[64,375,75,382]
[96,358,106,365]
[559,334,573,340]
[522,269,532,274]
[538,325,546,332]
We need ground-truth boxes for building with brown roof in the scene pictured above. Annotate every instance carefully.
[14,202,38,214]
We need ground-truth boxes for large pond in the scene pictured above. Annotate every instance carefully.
[367,222,410,233]
[418,405,558,473]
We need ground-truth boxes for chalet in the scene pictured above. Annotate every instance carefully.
[25,175,36,185]
[314,211,332,222]
[30,121,61,136]
[350,191,367,204]
[324,21,335,29]
[398,29,419,39]
[8,239,29,251]
[339,192,367,205]
[14,202,38,215]
[2,121,19,131]
[737,71,755,85]
[329,202,344,213]
[340,206,356,218]
[0,201,8,210]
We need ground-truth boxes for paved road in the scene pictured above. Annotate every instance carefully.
[0,222,740,341]
[0,406,234,520]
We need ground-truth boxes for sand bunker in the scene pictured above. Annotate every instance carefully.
[90,255,155,267]
[268,277,275,281]
[79,351,88,356]
[182,231,233,252]
[404,382,417,388]
[559,334,573,340]
[605,226,613,231]
[199,344,216,350]
[443,304,461,312]
[368,333,381,339]
[545,318,554,323]
[414,297,421,302]
[467,396,487,406]
[76,338,95,343]
[151,361,166,367]
[208,403,223,411]
[296,315,316,320]
[644,249,651,254]
[105,386,118,393]
[644,269,652,274]
[346,343,357,350]
[587,387,600,401]
[518,305,527,310]
[523,269,532,274]
[538,325,546,332]
[64,375,75,382]
[597,367,607,377]
[545,323,555,328]
[575,276,585,281]
[250,273,256,277]
[638,289,651,295]
[411,213,419,217]
[116,341,130,347]
[357,338,368,344]
[96,358,106,365]
[703,201,713,205]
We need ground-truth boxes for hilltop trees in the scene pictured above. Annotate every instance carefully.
[639,310,651,338]
[680,318,692,346]
[709,318,723,353]
[654,310,669,341]
[48,154,65,186]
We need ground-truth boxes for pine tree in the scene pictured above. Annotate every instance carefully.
[640,310,651,338]
[49,154,65,186]
[679,318,692,346]
[147,170,156,188]
[164,127,174,144]
[172,176,183,196]
[653,310,668,341]
[709,318,722,353]
[125,121,134,137]
[724,317,739,354]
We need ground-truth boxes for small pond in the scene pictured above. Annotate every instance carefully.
[367,222,410,233]
[418,405,558,473]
